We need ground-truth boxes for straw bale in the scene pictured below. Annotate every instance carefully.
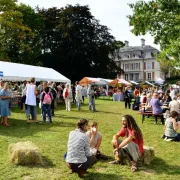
[8,141,42,165]
[142,146,154,165]
[121,146,154,166]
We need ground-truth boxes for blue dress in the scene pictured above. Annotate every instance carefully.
[0,89,11,117]
[0,87,3,115]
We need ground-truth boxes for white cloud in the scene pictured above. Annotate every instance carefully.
[18,0,160,49]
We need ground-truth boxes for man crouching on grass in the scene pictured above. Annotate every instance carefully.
[109,114,144,172]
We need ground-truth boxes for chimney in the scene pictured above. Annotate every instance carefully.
[124,40,129,47]
[141,38,145,46]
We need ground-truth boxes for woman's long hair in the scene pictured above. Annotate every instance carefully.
[123,114,143,143]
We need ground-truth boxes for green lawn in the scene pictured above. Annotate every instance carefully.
[0,99,180,180]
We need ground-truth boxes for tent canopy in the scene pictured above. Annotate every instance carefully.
[145,81,155,86]
[155,78,165,85]
[95,78,113,85]
[109,78,131,85]
[0,61,70,83]
[129,80,139,85]
[79,77,100,85]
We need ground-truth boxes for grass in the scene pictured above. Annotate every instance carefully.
[0,99,180,180]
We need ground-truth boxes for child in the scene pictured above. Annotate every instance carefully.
[86,122,107,159]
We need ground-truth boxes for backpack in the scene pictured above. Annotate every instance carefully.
[43,92,52,104]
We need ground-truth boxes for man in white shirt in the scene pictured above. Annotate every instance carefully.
[169,96,180,113]
[75,81,82,110]
[170,87,175,100]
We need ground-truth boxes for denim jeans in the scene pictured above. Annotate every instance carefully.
[42,104,52,123]
[26,105,36,120]
[76,98,81,110]
[88,98,96,111]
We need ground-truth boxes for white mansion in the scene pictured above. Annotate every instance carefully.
[114,39,164,82]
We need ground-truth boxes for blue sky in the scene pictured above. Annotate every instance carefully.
[19,0,159,49]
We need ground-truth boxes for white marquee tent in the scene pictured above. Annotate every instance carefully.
[155,78,165,85]
[0,61,70,83]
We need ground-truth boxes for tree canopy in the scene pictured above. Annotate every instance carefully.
[0,1,124,82]
[128,0,180,65]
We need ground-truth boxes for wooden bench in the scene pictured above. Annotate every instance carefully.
[139,107,163,124]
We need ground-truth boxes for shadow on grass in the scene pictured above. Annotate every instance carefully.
[17,156,55,168]
[0,117,76,138]
[150,157,180,175]
[98,110,122,115]
[42,156,55,168]
[84,172,124,180]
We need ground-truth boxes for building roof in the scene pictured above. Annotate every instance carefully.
[119,45,159,53]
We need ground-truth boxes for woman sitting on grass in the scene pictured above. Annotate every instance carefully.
[66,119,96,178]
[86,122,107,159]
[163,111,180,142]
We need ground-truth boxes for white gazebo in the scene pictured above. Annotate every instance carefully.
[0,61,70,83]
[155,78,165,85]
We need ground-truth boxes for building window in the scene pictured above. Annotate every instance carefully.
[125,64,128,70]
[147,73,151,80]
[136,63,139,70]
[130,64,133,70]
[129,74,134,80]
[125,74,128,80]
[135,73,139,81]
[146,63,152,69]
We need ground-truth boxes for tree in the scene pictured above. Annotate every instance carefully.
[0,0,32,63]
[37,5,122,81]
[156,54,173,80]
[17,3,44,65]
[128,0,180,65]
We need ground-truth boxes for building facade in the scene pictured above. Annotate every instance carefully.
[114,39,164,82]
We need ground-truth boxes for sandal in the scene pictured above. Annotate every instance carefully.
[131,161,137,172]
[131,165,137,172]
[3,123,11,127]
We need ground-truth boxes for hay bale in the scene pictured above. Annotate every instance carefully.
[8,141,42,165]
[120,146,154,166]
[142,146,154,165]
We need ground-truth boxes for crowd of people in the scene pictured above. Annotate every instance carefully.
[64,85,180,178]
[124,86,180,141]
[1,77,180,178]
[0,78,111,126]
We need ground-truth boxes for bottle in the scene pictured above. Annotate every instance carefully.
[115,150,120,161]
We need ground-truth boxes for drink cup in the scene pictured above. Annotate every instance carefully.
[92,127,96,132]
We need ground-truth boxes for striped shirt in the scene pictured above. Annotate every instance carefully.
[66,129,91,164]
